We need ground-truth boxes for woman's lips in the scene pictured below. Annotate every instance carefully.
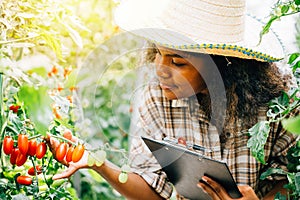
[160,83,175,90]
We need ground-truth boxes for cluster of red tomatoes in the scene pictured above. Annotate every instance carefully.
[3,134,47,166]
[54,130,85,163]
[2,134,47,185]
[51,129,85,164]
[2,130,85,186]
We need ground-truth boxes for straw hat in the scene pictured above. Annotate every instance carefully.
[114,0,284,62]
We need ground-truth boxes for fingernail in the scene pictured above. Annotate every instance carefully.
[197,184,207,194]
[202,176,208,182]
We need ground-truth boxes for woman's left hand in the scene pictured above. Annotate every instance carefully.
[197,176,259,200]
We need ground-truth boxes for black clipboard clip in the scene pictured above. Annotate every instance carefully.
[162,137,211,155]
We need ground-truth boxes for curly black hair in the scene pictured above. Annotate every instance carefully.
[144,43,292,133]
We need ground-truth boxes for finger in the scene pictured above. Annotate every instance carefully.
[70,135,78,143]
[52,165,78,180]
[238,185,259,200]
[202,176,231,200]
[198,182,221,200]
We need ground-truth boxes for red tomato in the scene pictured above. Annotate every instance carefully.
[16,152,27,166]
[9,105,20,113]
[18,134,28,155]
[63,129,73,141]
[17,176,32,185]
[36,142,47,159]
[3,136,14,155]
[56,143,68,162]
[177,137,187,146]
[72,144,84,163]
[65,146,74,162]
[28,165,42,176]
[27,140,37,156]
[10,148,19,165]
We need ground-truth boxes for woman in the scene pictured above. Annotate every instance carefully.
[50,0,298,199]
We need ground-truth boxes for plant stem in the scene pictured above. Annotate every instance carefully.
[30,156,40,199]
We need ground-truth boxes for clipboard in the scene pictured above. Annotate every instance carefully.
[142,137,242,200]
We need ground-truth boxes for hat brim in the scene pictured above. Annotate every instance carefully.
[115,0,285,62]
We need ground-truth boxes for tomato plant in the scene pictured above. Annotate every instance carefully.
[3,136,14,155]
[0,0,130,199]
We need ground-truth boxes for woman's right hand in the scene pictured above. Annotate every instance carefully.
[45,135,89,180]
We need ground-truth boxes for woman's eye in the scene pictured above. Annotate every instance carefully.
[171,59,185,67]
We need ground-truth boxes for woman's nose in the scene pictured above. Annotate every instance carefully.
[156,57,171,78]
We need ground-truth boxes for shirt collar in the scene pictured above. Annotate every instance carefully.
[170,96,210,123]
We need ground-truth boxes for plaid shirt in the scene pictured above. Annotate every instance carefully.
[129,79,298,199]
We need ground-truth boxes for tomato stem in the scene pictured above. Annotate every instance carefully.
[28,134,42,140]
[49,133,77,146]
[5,124,18,135]
[29,156,40,197]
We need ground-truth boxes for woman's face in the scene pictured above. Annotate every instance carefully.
[155,45,208,100]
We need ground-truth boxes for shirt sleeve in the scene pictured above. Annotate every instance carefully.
[129,83,173,199]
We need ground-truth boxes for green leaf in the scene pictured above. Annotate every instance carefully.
[281,5,289,14]
[295,0,300,6]
[259,16,279,43]
[247,121,270,164]
[288,53,300,64]
[260,168,288,180]
[274,192,287,200]
[292,61,300,73]
[282,115,300,135]
[18,85,52,135]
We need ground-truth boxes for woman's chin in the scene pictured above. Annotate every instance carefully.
[162,90,178,100]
